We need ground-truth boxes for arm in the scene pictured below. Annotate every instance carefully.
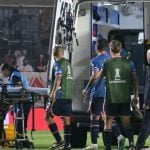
[83,69,103,96]
[50,63,63,101]
[50,75,62,101]
[131,71,139,104]
[130,60,139,104]
[83,57,105,96]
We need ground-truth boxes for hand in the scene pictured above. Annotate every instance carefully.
[87,100,92,113]
[131,96,139,106]
[45,101,52,112]
[50,91,56,102]
[82,89,88,97]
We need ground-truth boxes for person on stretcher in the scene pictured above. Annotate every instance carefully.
[0,63,32,147]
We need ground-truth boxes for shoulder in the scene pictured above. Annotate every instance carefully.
[121,49,128,57]
[91,56,98,63]
[106,53,111,59]
[53,62,61,71]
[11,70,21,76]
[101,53,111,60]
[54,61,61,67]
[57,58,69,64]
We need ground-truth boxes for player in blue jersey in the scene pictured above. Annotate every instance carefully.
[82,38,109,149]
[83,39,126,150]
[83,39,129,150]
[45,46,73,150]
[0,63,32,147]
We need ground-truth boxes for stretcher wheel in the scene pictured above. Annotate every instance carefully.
[29,142,34,149]
[22,140,34,149]
[15,140,23,149]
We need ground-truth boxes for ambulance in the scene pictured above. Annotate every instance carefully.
[48,0,150,148]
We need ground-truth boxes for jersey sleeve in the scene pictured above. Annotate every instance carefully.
[54,63,63,76]
[91,58,99,72]
[130,61,136,72]
[102,61,107,76]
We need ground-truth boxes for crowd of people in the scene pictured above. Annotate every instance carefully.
[0,48,48,72]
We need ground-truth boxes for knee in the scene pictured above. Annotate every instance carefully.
[92,115,100,121]
[44,114,48,122]
[44,112,54,124]
[63,117,71,125]
[122,121,130,128]
[121,117,131,128]
[104,117,113,130]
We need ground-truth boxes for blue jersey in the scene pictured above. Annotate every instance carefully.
[90,53,110,98]
[121,48,128,58]
[9,71,29,88]
[9,70,30,112]
[52,62,63,99]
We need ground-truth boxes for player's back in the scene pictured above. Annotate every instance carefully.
[104,57,132,103]
[91,53,110,98]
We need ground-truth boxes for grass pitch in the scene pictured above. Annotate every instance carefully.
[1,130,150,149]
[28,131,150,150]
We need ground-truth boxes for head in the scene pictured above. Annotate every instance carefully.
[96,38,108,54]
[113,34,125,49]
[147,49,150,64]
[15,50,21,57]
[53,46,64,60]
[0,63,14,77]
[22,49,27,56]
[12,76,22,87]
[23,58,29,66]
[109,40,122,55]
[39,54,44,59]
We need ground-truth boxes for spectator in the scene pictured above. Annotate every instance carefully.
[14,50,25,68]
[35,54,47,72]
[18,58,33,72]
[3,50,15,65]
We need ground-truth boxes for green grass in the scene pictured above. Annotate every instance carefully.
[2,130,150,149]
[28,131,150,150]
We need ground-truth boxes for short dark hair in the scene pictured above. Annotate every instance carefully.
[53,45,64,57]
[1,63,18,72]
[109,40,122,53]
[12,76,21,84]
[1,63,13,71]
[96,38,108,52]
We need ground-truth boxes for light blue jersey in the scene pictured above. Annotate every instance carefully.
[90,52,110,98]
[9,71,29,88]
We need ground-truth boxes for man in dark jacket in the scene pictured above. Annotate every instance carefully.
[136,49,150,150]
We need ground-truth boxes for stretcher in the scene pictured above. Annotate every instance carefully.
[0,85,49,149]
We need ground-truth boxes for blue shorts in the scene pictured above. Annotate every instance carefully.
[90,97,104,116]
[105,103,131,116]
[52,99,72,117]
